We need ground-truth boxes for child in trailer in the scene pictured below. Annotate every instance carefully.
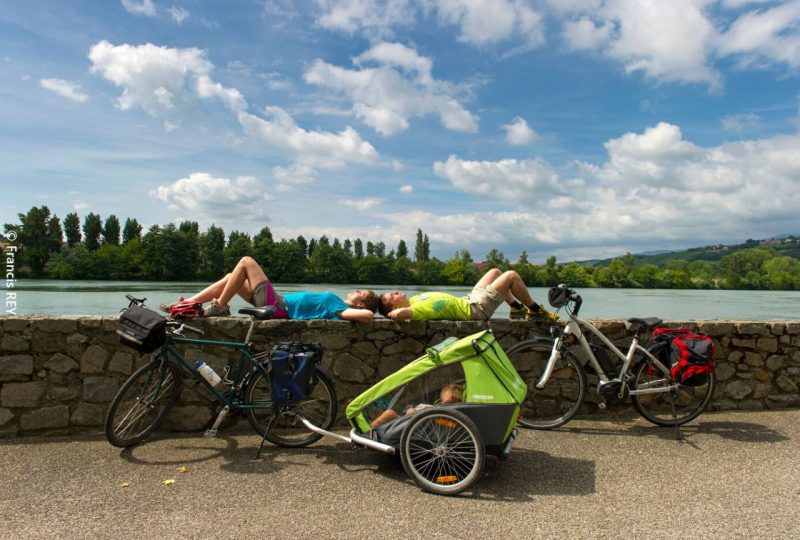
[369,383,464,429]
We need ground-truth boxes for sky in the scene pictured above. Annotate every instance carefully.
[1,0,799,263]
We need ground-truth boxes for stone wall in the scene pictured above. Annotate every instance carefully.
[0,316,798,438]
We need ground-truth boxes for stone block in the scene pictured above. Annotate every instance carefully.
[765,395,799,409]
[83,376,119,403]
[754,368,771,382]
[383,338,425,356]
[80,345,108,373]
[744,352,763,367]
[32,335,66,353]
[736,323,770,336]
[0,354,34,378]
[731,337,756,349]
[775,374,798,393]
[753,382,772,399]
[2,320,28,332]
[765,355,787,371]
[728,351,744,364]
[0,408,14,426]
[1,382,46,407]
[756,337,778,354]
[46,385,81,403]
[107,352,133,375]
[723,379,753,400]
[32,319,77,333]
[20,405,69,430]
[44,353,79,374]
[77,317,102,329]
[70,403,105,426]
[784,322,800,335]
[2,334,29,352]
[351,341,379,358]
[769,322,785,335]
[301,333,350,351]
[333,352,375,383]
[66,334,88,345]
[161,405,212,431]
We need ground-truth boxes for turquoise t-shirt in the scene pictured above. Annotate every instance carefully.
[283,292,348,320]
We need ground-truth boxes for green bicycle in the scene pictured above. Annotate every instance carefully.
[105,294,337,449]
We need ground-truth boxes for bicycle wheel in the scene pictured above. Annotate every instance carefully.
[105,354,182,447]
[506,338,587,429]
[399,407,485,496]
[245,365,337,448]
[630,356,715,426]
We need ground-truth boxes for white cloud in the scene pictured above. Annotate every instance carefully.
[273,163,318,187]
[562,16,613,50]
[721,112,761,132]
[338,197,384,210]
[502,116,537,145]
[433,0,545,51]
[433,155,566,203]
[432,123,800,253]
[304,42,478,136]
[399,184,413,193]
[716,1,800,69]
[89,41,244,116]
[314,0,415,34]
[121,0,156,17]
[39,78,89,102]
[150,173,272,219]
[168,6,189,24]
[238,107,381,169]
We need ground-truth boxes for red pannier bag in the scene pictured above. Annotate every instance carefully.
[652,328,715,387]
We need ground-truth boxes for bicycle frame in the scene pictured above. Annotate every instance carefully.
[538,311,674,398]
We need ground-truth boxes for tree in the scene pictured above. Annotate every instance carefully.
[122,218,142,244]
[13,206,57,277]
[414,229,430,262]
[443,252,471,285]
[396,239,408,259]
[82,213,102,250]
[484,248,509,270]
[253,227,274,275]
[374,241,386,258]
[102,215,121,246]
[225,231,252,271]
[199,225,225,280]
[353,238,364,259]
[64,212,81,247]
[343,239,353,256]
[46,215,63,254]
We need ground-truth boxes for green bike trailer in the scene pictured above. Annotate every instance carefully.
[340,330,527,495]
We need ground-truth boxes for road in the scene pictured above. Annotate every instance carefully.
[1,409,798,539]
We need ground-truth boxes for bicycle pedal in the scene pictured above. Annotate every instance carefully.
[597,401,607,410]
[204,428,218,438]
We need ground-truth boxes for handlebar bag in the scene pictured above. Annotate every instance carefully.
[116,305,167,353]
[269,342,323,403]
[653,328,714,387]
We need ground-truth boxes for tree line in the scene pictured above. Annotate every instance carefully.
[4,206,800,290]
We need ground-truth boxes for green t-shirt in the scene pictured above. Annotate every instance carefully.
[409,292,471,320]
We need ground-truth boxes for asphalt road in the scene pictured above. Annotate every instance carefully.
[1,409,798,539]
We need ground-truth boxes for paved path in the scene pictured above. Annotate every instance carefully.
[1,409,798,539]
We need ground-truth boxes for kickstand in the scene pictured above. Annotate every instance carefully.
[670,391,683,441]
[253,415,276,460]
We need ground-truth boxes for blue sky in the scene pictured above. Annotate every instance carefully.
[1,0,799,262]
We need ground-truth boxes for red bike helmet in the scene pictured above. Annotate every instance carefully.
[169,300,205,319]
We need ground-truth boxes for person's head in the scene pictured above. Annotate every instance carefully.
[440,383,463,404]
[346,289,380,313]
[379,291,409,316]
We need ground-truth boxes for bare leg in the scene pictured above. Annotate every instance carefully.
[476,268,502,287]
[214,256,268,308]
[486,271,534,306]
[186,274,231,304]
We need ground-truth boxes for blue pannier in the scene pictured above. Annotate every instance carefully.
[269,342,322,403]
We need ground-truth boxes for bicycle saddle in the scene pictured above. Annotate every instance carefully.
[625,317,662,331]
[239,306,277,320]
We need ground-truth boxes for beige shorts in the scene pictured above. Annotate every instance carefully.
[467,284,505,320]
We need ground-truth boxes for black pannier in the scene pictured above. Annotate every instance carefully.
[652,327,714,387]
[116,305,167,353]
[269,342,323,403]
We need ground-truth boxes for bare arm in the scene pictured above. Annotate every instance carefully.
[388,307,413,321]
[339,308,375,323]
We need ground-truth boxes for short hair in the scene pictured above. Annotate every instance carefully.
[440,383,464,403]
[378,294,394,317]
[360,290,380,314]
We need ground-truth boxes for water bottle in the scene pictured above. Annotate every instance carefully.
[196,361,221,387]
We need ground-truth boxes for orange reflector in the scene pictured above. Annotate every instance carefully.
[437,475,457,483]
[436,419,458,428]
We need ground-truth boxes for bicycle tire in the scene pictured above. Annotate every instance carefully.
[105,354,182,447]
[399,407,485,496]
[630,355,715,426]
[506,338,587,429]
[244,365,337,448]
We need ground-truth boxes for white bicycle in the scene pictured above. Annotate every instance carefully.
[506,285,715,429]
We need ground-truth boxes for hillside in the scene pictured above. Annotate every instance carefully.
[576,236,800,267]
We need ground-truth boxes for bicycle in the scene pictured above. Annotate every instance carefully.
[105,294,337,451]
[506,285,715,430]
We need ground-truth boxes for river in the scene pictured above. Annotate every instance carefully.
[4,280,799,320]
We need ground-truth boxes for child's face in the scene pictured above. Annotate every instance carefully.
[440,389,459,404]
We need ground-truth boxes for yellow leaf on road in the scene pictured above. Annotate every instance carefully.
[177,467,188,474]
[162,479,175,485]
[121,483,130,488]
